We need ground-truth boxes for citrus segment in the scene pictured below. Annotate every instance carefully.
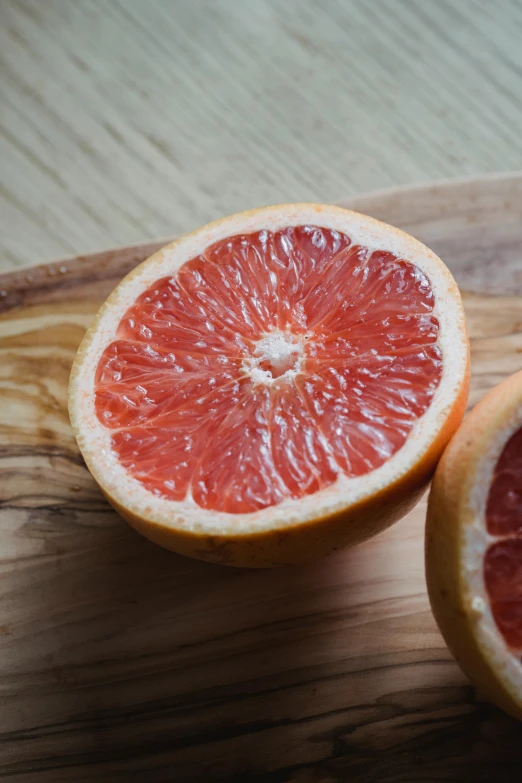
[93,226,443,513]
[485,540,522,649]
[110,380,248,502]
[95,341,242,429]
[486,424,522,536]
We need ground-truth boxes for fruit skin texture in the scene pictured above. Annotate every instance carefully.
[69,204,470,569]
[426,370,522,719]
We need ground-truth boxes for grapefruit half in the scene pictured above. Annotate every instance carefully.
[69,204,469,567]
[426,370,522,718]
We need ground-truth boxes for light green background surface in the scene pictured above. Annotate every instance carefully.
[1,0,521,270]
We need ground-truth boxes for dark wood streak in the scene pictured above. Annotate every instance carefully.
[0,242,165,314]
[0,445,85,463]
[1,176,522,782]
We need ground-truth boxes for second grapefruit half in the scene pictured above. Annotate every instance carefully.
[427,370,522,718]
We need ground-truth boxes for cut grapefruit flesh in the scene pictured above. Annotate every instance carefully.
[93,227,443,514]
[485,424,522,649]
[426,370,522,719]
[69,204,469,567]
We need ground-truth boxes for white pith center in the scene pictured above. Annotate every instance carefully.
[243,330,307,383]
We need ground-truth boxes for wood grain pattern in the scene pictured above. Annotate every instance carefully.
[1,175,522,782]
[2,0,522,270]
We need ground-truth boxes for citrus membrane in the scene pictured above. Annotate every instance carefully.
[485,424,522,650]
[93,226,443,514]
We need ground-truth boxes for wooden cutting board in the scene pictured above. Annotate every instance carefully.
[1,174,521,783]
